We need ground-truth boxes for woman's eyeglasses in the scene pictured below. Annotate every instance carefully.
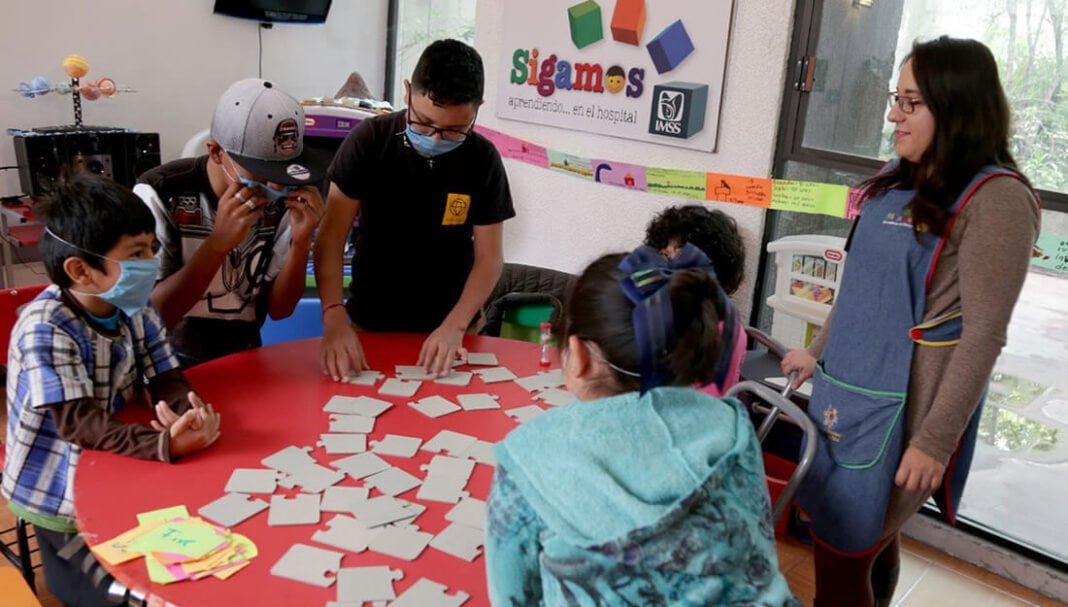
[887,91,925,114]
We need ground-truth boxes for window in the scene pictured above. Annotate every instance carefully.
[385,0,477,104]
[766,0,1068,567]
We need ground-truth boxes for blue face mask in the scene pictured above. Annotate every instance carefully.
[225,159,295,203]
[405,125,464,157]
[45,227,161,318]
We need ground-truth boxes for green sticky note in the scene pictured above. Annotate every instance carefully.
[145,554,181,585]
[646,167,707,200]
[1031,231,1068,275]
[770,180,849,217]
[128,519,227,561]
[547,150,593,179]
[137,505,190,525]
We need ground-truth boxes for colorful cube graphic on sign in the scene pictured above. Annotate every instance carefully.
[646,20,695,74]
[568,1,604,49]
[610,0,646,45]
[648,82,708,139]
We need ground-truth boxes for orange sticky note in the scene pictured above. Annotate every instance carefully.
[706,173,772,207]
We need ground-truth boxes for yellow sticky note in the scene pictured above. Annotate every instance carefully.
[211,559,251,581]
[647,167,707,200]
[706,173,772,207]
[145,554,181,585]
[771,180,849,217]
[136,505,190,525]
[90,519,166,566]
[128,518,229,563]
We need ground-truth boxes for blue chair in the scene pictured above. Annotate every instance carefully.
[260,297,324,346]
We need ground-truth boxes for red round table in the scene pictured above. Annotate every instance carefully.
[75,334,553,607]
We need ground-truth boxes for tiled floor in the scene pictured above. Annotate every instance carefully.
[776,534,1066,606]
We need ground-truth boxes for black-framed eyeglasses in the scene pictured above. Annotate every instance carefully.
[406,105,477,142]
[887,91,925,114]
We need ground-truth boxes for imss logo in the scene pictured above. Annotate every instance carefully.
[648,82,709,139]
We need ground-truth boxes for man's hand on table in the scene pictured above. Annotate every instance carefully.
[418,324,467,377]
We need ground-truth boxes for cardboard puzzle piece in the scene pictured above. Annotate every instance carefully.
[422,455,475,481]
[567,0,604,49]
[409,395,462,418]
[367,525,433,561]
[320,486,370,513]
[429,523,485,561]
[198,493,268,527]
[503,404,546,424]
[282,463,346,494]
[394,365,436,381]
[646,19,695,74]
[328,414,376,434]
[422,429,478,455]
[370,434,423,458]
[323,395,394,417]
[351,496,426,528]
[268,493,321,526]
[433,371,473,387]
[610,0,645,45]
[390,578,470,607]
[363,467,422,497]
[224,468,282,494]
[473,366,517,383]
[318,433,368,454]
[533,387,577,407]
[514,369,564,392]
[456,393,500,411]
[417,477,470,504]
[463,352,498,366]
[456,440,496,467]
[312,515,380,554]
[343,370,384,386]
[261,446,316,474]
[336,566,404,603]
[270,543,343,588]
[331,451,392,480]
[379,378,422,398]
[445,497,487,530]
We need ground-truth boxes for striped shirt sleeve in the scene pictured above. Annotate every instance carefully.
[137,305,181,379]
[17,321,93,409]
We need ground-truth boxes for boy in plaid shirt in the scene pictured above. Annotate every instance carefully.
[2,176,221,606]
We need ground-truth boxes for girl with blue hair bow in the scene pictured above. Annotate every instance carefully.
[485,244,799,607]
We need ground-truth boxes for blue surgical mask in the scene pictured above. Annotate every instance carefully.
[45,227,161,318]
[225,159,296,202]
[405,125,464,157]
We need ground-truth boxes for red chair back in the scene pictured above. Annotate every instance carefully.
[0,284,48,365]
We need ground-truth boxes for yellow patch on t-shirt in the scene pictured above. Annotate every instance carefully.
[442,193,471,226]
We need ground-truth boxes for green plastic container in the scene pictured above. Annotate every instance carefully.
[499,303,554,344]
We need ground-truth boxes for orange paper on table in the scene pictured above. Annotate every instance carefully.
[91,519,166,565]
[706,173,772,207]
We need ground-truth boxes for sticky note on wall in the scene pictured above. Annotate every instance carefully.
[706,173,772,207]
[771,181,849,217]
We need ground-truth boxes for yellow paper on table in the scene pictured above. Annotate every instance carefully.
[128,518,230,564]
[91,519,166,566]
[770,180,849,217]
[145,554,182,585]
[210,559,251,581]
[186,533,257,579]
[137,505,190,525]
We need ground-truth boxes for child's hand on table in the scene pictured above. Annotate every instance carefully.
[168,396,222,458]
[151,392,211,431]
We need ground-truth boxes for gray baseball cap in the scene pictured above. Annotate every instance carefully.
[209,78,329,186]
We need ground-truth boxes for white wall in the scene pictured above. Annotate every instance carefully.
[475,0,796,319]
[0,0,387,194]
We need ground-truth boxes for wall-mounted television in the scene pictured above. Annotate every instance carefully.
[214,0,332,24]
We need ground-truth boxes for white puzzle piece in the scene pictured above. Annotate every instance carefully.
[270,543,343,588]
[331,452,391,480]
[261,445,317,473]
[342,370,384,386]
[367,525,433,561]
[379,377,422,398]
[320,486,370,513]
[464,352,499,366]
[422,455,476,481]
[283,463,346,494]
[456,440,496,467]
[534,387,577,407]
[224,468,281,494]
[514,369,564,392]
[311,514,380,554]
[445,497,487,530]
[363,467,422,496]
[198,493,268,527]
[409,395,462,418]
[336,566,404,603]
[268,493,321,526]
[351,496,426,528]
[504,404,546,424]
[394,365,436,380]
[433,371,473,387]
[318,433,368,454]
[328,414,376,434]
[323,395,394,417]
[473,366,517,383]
[430,523,485,561]
[417,477,470,504]
[390,578,470,607]
[370,434,423,458]
[422,429,478,455]
[456,393,500,411]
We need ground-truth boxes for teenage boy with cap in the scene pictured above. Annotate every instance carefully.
[315,39,515,379]
[135,78,329,365]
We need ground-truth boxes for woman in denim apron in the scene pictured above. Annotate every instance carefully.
[782,37,1040,607]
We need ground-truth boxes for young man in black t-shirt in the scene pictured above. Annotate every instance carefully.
[315,39,515,379]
